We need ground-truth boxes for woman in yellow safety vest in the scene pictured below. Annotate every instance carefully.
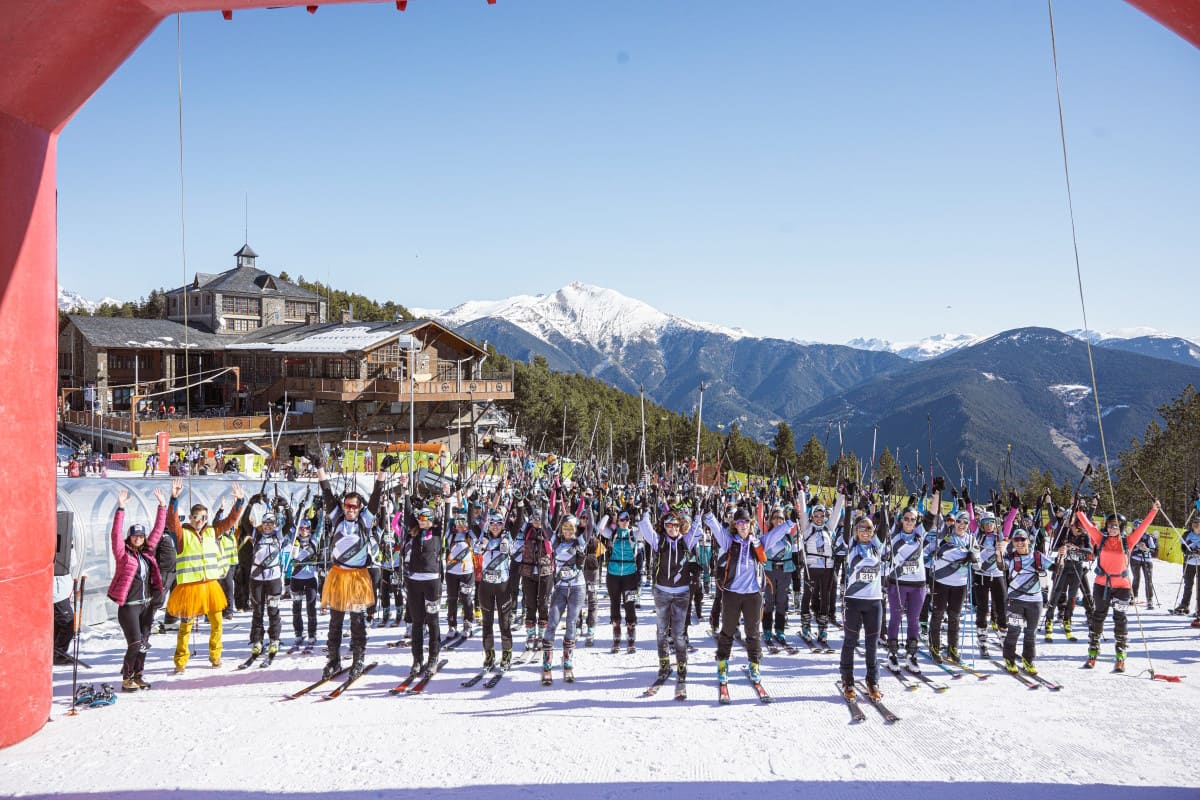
[166,477,245,673]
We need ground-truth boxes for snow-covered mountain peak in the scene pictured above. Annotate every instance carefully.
[58,285,124,314]
[845,332,979,361]
[422,282,748,349]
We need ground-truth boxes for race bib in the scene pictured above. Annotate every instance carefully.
[559,567,579,581]
[1067,552,1080,561]
[1007,613,1025,628]
[1111,599,1130,613]
[484,569,502,583]
[857,569,878,583]
[900,564,920,576]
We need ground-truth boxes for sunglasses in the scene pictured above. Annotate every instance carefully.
[343,504,360,511]
[190,514,208,521]
[901,516,917,522]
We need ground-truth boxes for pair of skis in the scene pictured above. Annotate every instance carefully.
[836,681,899,723]
[282,662,379,701]
[716,668,772,705]
[237,650,279,670]
[799,633,836,655]
[641,667,685,700]
[991,659,1063,690]
[460,663,510,689]
[387,658,449,696]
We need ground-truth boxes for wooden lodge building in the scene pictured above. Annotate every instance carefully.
[58,247,514,455]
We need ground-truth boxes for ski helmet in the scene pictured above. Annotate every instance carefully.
[978,513,997,526]
[1103,512,1126,534]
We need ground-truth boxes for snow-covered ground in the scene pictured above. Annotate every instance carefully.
[4,562,1199,799]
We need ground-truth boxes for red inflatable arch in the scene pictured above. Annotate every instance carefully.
[0,0,1196,749]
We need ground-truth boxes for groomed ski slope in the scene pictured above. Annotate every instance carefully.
[4,562,1198,800]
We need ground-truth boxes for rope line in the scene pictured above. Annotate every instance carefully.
[1046,0,1117,517]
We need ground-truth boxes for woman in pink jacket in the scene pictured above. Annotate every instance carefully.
[108,487,167,691]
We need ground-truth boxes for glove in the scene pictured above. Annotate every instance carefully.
[380,454,397,471]
[881,476,895,495]
[846,481,858,498]
[961,488,971,505]
[1008,490,1020,508]
[307,449,322,470]
[951,487,958,499]
[907,494,918,509]
[932,476,945,493]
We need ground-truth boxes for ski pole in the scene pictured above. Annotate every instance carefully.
[68,575,86,716]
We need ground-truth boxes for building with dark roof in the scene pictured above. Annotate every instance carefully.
[58,310,514,456]
[164,244,326,333]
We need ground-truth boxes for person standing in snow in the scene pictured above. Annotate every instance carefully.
[599,509,642,652]
[999,528,1050,675]
[316,462,385,681]
[475,509,515,670]
[840,511,885,702]
[247,505,286,661]
[638,507,703,692]
[109,487,167,691]
[166,478,245,673]
[542,514,590,683]
[703,500,795,687]
[1075,500,1159,672]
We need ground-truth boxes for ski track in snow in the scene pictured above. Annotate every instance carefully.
[4,563,1199,799]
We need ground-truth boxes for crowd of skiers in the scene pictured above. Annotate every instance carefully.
[95,453,1200,702]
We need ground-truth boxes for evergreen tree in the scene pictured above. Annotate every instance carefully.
[796,434,828,486]
[771,422,796,473]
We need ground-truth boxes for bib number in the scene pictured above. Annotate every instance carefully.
[1111,599,1130,613]
[900,564,920,576]
[1006,613,1025,628]
[857,569,878,583]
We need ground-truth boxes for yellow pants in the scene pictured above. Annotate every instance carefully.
[174,613,224,670]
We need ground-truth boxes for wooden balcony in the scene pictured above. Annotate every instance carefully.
[276,373,514,403]
[61,409,323,447]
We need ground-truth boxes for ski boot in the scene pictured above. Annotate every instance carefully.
[1192,617,1200,629]
[676,664,688,699]
[928,644,944,664]
[447,626,459,641]
[747,662,761,683]
[947,645,960,664]
[322,653,343,680]
[267,640,279,657]
[841,681,857,700]
[408,660,423,680]
[500,649,513,669]
[657,657,672,681]
[717,658,729,685]
[801,622,813,642]
[1064,620,1076,641]
[626,623,637,654]
[1114,649,1126,673]
[563,640,576,683]
[378,610,392,629]
[525,626,537,651]
[977,629,990,657]
[817,626,829,648]
[886,642,901,672]
[121,677,140,693]
[348,648,366,680]
[89,684,118,708]
[541,645,554,686]
[585,627,595,647]
[537,623,548,646]
[483,648,496,670]
[250,642,263,657]
[865,681,882,701]
[1044,617,1054,643]
[1085,647,1099,669]
[133,673,152,690]
[1021,657,1037,676]
[919,621,929,640]
[905,641,922,672]
[1003,657,1019,674]
[610,624,622,654]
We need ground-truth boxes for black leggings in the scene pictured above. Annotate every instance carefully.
[840,597,882,684]
[447,572,475,628]
[606,571,640,626]
[250,579,282,645]
[929,582,966,651]
[478,580,513,652]
[117,602,154,678]
[290,577,319,639]
[973,573,1007,630]
[406,578,442,664]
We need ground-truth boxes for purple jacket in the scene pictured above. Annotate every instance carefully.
[107,505,167,605]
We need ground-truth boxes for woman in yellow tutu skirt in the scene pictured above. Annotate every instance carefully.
[166,477,245,672]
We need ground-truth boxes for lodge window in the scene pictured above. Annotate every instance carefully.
[222,296,261,315]
[285,300,318,319]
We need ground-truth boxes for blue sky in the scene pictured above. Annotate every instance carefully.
[57,0,1199,344]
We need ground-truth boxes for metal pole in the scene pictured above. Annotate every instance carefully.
[409,349,415,495]
[638,385,647,480]
[694,381,705,479]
